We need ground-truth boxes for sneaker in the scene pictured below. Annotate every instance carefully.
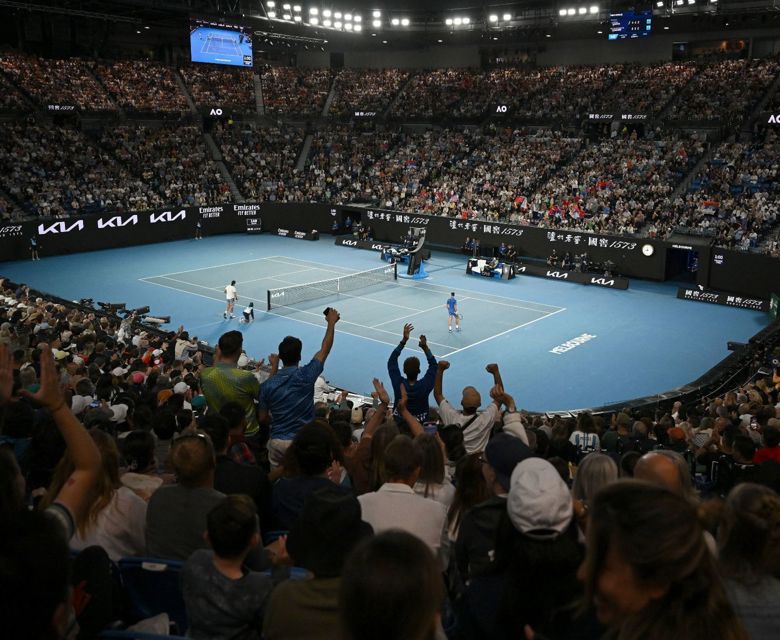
[230,314,235,319]
[223,313,227,319]
[448,328,452,332]
[456,327,461,332]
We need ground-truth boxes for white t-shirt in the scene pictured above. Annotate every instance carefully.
[225,284,237,300]
[437,399,500,454]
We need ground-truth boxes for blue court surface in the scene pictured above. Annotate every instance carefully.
[190,26,252,66]
[0,234,770,412]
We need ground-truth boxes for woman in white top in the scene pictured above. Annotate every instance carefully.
[43,429,147,561]
[569,411,600,458]
[412,433,455,509]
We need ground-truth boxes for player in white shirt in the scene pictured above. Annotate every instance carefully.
[224,280,237,319]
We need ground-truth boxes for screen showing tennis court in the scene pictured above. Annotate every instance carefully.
[190,18,253,67]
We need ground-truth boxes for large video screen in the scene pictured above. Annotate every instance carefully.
[190,18,253,67]
[608,10,652,41]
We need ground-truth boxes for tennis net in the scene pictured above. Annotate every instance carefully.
[266,263,397,310]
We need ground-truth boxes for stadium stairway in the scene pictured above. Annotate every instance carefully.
[383,72,416,119]
[296,133,313,172]
[671,143,714,198]
[174,71,199,115]
[321,75,337,117]
[202,132,244,202]
[254,73,265,115]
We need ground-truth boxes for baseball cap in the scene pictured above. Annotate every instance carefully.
[173,381,189,395]
[111,367,127,377]
[668,427,686,442]
[507,458,573,540]
[461,386,481,409]
[484,433,535,492]
[157,389,174,405]
[191,395,207,410]
[131,371,145,384]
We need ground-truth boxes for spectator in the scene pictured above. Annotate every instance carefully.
[634,450,696,500]
[753,426,780,463]
[412,433,455,508]
[571,452,619,536]
[264,487,372,640]
[434,361,508,453]
[578,480,747,640]
[340,530,444,640]
[145,432,225,560]
[258,308,340,468]
[200,331,262,456]
[569,411,601,458]
[357,434,449,565]
[182,495,274,640]
[387,323,437,423]
[446,452,489,541]
[717,483,780,638]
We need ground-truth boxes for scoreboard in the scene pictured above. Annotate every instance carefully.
[608,10,652,41]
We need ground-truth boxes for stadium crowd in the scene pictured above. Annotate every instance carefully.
[94,61,188,113]
[180,64,256,113]
[260,66,333,116]
[1,277,780,639]
[330,68,409,118]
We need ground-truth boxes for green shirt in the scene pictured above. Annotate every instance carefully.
[200,363,261,436]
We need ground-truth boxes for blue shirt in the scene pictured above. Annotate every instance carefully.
[258,357,324,441]
[446,297,457,314]
[387,342,437,421]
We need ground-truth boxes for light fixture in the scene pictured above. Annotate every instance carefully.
[344,22,352,30]
[268,10,276,17]
[664,24,670,29]
[437,38,443,42]
[401,17,410,26]
[283,13,291,19]
[578,7,587,15]
[282,3,290,9]
[345,13,352,21]
[391,17,399,25]
[445,18,453,25]
[546,33,552,37]
[373,10,381,18]
[310,16,319,24]
[382,39,388,43]
[323,8,331,17]
[492,36,498,40]
[454,17,462,25]
[354,15,361,22]
[309,7,318,14]
[559,8,567,16]
[463,17,470,24]
[687,0,695,4]
[589,5,598,13]
[503,13,511,21]
[136,29,141,34]
[656,1,664,5]
[323,18,331,26]
[567,8,576,15]
[597,30,602,33]
[354,24,362,31]
[334,20,342,28]
[293,4,301,11]
[489,14,498,22]
[144,25,150,29]
[372,19,381,27]
[675,0,683,5]
[335,11,342,18]
[294,15,302,21]
[266,1,275,6]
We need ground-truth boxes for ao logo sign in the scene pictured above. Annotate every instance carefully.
[97,215,138,229]
[768,114,780,124]
[150,210,186,224]
[210,108,223,116]
[38,220,85,235]
[495,105,508,113]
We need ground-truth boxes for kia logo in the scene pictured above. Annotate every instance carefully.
[546,271,568,279]
[343,240,357,246]
[149,210,186,224]
[97,215,138,229]
[38,220,85,235]
[590,278,615,286]
[271,291,285,298]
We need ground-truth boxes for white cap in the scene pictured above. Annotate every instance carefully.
[507,458,572,539]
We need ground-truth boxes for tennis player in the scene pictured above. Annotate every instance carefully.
[224,280,237,319]
[446,292,460,332]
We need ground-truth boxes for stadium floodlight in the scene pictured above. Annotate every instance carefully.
[578,7,587,14]
[675,0,683,5]
[345,13,352,21]
[401,17,410,26]
[373,10,381,18]
[462,17,470,24]
[559,8,567,16]
[266,0,275,6]
[453,17,462,25]
[294,15,302,21]
[309,7,318,14]
[372,19,381,27]
[687,0,695,4]
[656,1,664,5]
[589,5,598,13]
[293,4,301,11]
[489,14,498,22]
[283,13,291,19]
[323,18,332,26]
[323,8,331,17]
[567,8,576,15]
[282,3,290,9]
[354,15,361,22]
[310,16,319,24]
[503,13,512,21]
[391,17,400,25]
[335,11,342,18]
[334,20,342,28]
[354,24,362,31]
[445,18,453,25]
[268,10,276,17]
[344,22,352,30]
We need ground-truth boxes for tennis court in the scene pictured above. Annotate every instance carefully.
[202,35,240,56]
[140,255,565,359]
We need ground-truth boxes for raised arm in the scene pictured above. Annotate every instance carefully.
[364,378,391,438]
[418,335,438,385]
[314,308,340,364]
[18,346,101,527]
[486,363,504,391]
[434,360,449,405]
[267,353,280,379]
[387,324,413,389]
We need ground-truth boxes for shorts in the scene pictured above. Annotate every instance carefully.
[448,311,457,317]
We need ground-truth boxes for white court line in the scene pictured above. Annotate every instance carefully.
[265,255,564,312]
[143,256,280,279]
[441,307,567,358]
[370,298,473,328]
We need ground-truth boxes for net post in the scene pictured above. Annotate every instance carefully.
[267,289,272,311]
[393,262,397,280]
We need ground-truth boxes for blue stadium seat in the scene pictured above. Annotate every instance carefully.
[117,558,187,635]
